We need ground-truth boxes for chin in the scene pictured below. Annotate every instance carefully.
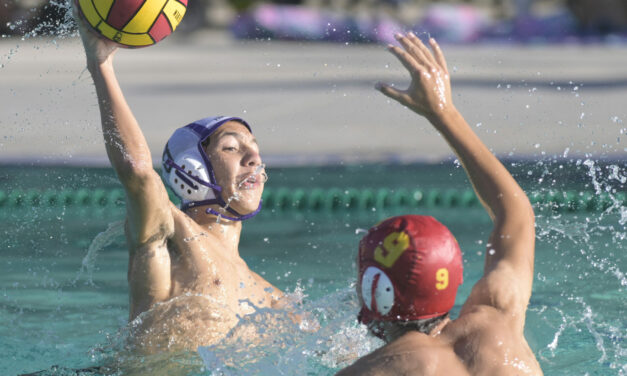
[228,192,262,214]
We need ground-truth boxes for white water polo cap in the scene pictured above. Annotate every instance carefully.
[161,116,262,221]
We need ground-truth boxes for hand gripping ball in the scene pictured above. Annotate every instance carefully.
[75,0,187,48]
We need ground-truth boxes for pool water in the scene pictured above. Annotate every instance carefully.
[1,161,625,375]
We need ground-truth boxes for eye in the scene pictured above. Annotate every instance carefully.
[223,146,237,152]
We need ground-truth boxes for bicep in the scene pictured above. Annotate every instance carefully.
[122,171,175,320]
[462,261,531,317]
[128,239,172,320]
[483,204,535,275]
[462,206,535,318]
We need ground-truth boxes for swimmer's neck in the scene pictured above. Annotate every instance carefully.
[184,205,243,249]
[385,316,452,343]
[428,316,451,337]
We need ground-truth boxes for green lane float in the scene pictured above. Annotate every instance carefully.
[0,188,623,213]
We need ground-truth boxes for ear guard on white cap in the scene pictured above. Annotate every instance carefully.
[166,151,216,202]
[361,266,395,316]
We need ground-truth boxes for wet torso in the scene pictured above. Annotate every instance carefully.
[338,305,543,376]
[129,206,279,353]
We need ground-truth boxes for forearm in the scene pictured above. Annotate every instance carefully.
[89,61,154,185]
[428,108,531,221]
[381,33,536,311]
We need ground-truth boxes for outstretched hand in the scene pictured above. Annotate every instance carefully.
[376,33,454,120]
[72,1,118,69]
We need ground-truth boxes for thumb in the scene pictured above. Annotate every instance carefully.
[375,82,407,104]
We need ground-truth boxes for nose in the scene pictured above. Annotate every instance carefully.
[243,148,262,167]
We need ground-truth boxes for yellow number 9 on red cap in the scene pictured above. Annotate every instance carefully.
[374,231,410,268]
[436,268,449,290]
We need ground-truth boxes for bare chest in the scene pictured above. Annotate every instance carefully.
[166,226,276,313]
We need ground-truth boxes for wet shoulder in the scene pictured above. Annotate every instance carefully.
[337,332,468,376]
[444,305,543,375]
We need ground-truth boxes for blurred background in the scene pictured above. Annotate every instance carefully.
[2,0,627,43]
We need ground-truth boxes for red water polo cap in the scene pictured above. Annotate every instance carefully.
[357,215,463,325]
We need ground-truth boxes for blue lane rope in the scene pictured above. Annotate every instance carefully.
[0,188,623,212]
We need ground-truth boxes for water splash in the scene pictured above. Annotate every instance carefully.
[73,220,125,285]
[83,284,378,375]
[21,0,75,40]
[530,159,626,374]
[198,287,380,375]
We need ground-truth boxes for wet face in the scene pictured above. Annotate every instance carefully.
[205,121,265,215]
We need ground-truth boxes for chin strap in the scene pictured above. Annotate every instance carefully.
[205,203,262,221]
[181,196,263,221]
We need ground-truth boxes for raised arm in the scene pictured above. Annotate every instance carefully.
[74,9,174,318]
[377,33,535,321]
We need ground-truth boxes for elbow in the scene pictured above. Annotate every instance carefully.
[521,194,535,225]
[117,165,159,192]
[496,191,535,225]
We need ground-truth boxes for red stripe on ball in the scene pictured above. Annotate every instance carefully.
[177,0,188,5]
[148,13,173,43]
[107,0,146,30]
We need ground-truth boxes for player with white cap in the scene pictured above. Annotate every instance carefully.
[336,32,543,375]
[73,6,281,354]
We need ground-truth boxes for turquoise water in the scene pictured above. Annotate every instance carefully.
[1,161,625,375]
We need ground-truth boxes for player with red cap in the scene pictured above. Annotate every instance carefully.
[357,215,464,340]
[337,32,543,375]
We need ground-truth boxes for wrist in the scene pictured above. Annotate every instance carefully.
[87,58,114,76]
[426,107,461,127]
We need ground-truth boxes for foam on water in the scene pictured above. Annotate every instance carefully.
[197,286,381,375]
[78,284,378,376]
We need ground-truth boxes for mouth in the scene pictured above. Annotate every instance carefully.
[238,174,261,190]
[236,165,268,191]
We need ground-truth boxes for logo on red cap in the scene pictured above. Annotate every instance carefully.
[357,215,463,324]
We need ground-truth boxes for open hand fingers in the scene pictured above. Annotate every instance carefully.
[429,38,449,76]
[406,32,438,68]
[387,44,426,78]
[395,33,432,71]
